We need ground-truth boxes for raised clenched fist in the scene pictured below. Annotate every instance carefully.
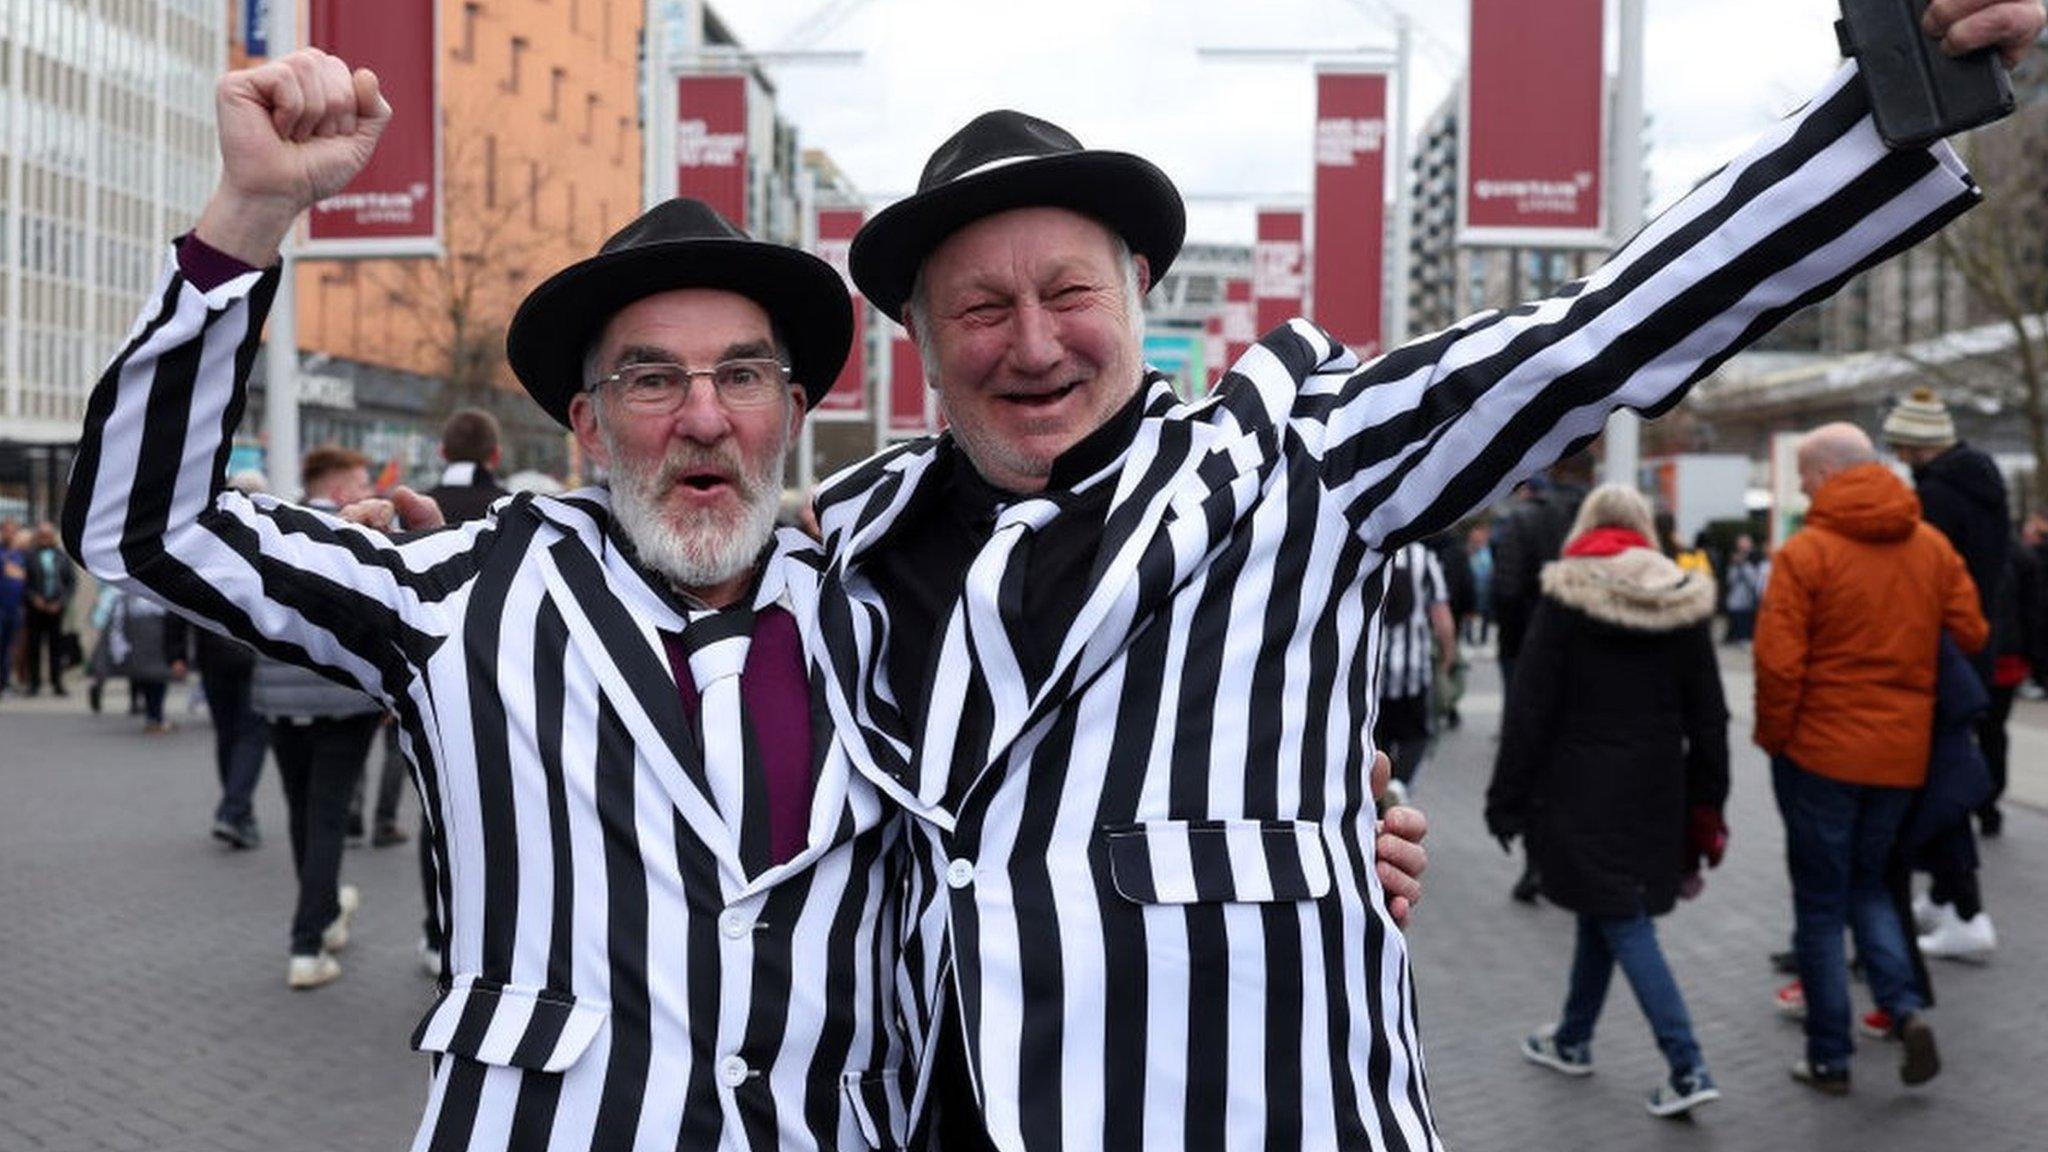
[194,48,391,266]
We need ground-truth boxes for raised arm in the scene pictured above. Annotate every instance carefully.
[1220,3,2042,551]
[60,52,471,702]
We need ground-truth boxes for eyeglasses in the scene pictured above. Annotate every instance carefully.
[588,358,790,413]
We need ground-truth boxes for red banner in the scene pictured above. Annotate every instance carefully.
[1253,208,1306,336]
[812,207,866,416]
[1312,69,1387,359]
[888,325,929,435]
[305,0,439,254]
[1203,315,1224,393]
[676,73,749,229]
[1462,0,1606,246]
[1222,278,1256,372]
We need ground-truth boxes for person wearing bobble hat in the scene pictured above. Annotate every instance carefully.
[1882,386,2010,960]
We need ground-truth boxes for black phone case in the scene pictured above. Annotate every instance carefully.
[1836,0,2015,149]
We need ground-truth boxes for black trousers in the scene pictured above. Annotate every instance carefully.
[23,608,64,691]
[920,995,999,1152]
[200,664,269,825]
[272,713,381,955]
[1979,685,2015,810]
[1373,692,1433,786]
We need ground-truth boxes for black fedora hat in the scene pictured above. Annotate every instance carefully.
[506,198,853,427]
[849,110,1185,323]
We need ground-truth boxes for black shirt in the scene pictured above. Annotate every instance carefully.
[864,383,1149,802]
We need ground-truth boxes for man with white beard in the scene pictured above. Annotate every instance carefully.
[57,44,1441,1151]
[62,49,918,1151]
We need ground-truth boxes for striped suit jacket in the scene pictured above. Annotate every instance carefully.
[64,263,912,1151]
[806,67,1978,1152]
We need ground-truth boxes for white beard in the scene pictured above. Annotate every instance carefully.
[603,423,787,594]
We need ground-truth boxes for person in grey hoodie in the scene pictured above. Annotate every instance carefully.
[251,445,384,989]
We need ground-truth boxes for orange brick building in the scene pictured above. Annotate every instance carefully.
[236,0,646,476]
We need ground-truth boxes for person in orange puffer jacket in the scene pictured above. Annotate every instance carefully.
[1753,422,1987,1097]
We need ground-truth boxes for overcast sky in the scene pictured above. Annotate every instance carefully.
[714,0,1848,245]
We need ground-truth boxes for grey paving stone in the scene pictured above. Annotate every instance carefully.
[5,652,2044,1150]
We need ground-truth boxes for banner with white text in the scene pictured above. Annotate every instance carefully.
[675,72,749,229]
[1253,208,1306,337]
[304,0,440,256]
[1312,68,1388,358]
[1460,0,1608,247]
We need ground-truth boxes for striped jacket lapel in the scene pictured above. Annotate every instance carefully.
[523,494,744,883]
[965,378,1258,790]
[734,530,877,898]
[811,441,950,823]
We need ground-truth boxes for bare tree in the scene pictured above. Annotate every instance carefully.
[1920,60,2048,479]
[368,108,563,427]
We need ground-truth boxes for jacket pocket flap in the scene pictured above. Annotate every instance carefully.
[839,1069,904,1150]
[410,975,609,1073]
[1104,819,1333,904]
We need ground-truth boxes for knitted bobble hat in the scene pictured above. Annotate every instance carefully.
[1882,387,1956,448]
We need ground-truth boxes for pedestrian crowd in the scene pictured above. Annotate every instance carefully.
[1373,386,2041,1119]
[21,4,2048,1147]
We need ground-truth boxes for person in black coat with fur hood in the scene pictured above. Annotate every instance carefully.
[1487,484,1731,1119]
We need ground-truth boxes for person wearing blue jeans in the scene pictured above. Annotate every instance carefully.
[1772,755,1936,1089]
[1553,914,1704,1074]
[1486,485,1730,1118]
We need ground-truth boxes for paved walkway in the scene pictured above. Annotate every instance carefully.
[3,651,2045,1150]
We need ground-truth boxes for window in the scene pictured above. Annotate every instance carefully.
[504,36,527,91]
[484,135,498,208]
[547,67,565,120]
[455,3,480,61]
[582,92,599,143]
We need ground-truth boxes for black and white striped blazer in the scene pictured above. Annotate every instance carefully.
[64,265,913,1151]
[1378,543,1448,701]
[805,67,1977,1152]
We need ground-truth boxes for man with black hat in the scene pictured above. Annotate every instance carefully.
[816,5,2042,1148]
[63,49,910,1150]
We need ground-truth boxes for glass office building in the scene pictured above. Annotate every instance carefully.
[1,0,223,516]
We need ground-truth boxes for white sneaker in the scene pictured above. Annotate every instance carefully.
[1918,907,1996,962]
[322,884,360,953]
[1385,778,1410,808]
[419,937,443,979]
[1911,892,1941,935]
[288,952,342,989]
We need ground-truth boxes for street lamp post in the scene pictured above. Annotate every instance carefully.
[1602,0,1647,489]
[263,0,301,498]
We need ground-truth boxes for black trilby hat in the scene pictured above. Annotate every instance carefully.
[506,198,854,427]
[849,110,1185,323]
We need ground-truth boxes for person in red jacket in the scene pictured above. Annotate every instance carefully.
[1755,423,1988,1096]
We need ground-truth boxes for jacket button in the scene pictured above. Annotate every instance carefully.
[946,859,975,889]
[719,910,752,939]
[717,1055,750,1088]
